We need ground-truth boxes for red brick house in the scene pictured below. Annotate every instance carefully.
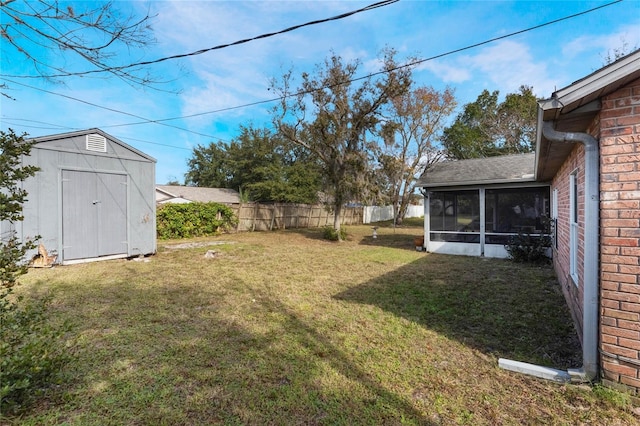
[537,49,640,394]
[418,49,640,394]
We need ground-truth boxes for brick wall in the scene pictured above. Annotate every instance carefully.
[552,145,586,344]
[599,78,640,395]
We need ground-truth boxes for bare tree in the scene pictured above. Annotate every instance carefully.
[1,0,156,90]
[601,39,638,66]
[272,50,411,239]
[378,86,457,224]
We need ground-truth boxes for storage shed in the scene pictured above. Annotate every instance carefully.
[10,128,157,264]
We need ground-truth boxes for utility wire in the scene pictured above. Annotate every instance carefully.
[94,0,624,126]
[0,117,194,151]
[1,78,227,141]
[1,0,399,80]
[1,0,623,145]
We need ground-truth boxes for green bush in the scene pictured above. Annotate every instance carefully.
[505,217,552,264]
[156,202,238,239]
[323,226,347,241]
[0,289,72,415]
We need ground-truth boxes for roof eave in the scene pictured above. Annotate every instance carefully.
[419,176,537,189]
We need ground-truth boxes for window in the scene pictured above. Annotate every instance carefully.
[429,191,480,242]
[569,171,579,284]
[484,187,550,245]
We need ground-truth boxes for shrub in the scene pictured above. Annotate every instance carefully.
[505,217,552,264]
[156,202,238,239]
[0,290,72,415]
[323,226,347,241]
[0,129,72,415]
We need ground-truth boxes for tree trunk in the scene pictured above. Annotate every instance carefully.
[333,203,343,239]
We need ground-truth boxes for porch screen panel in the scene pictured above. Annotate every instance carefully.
[429,190,480,243]
[484,187,550,245]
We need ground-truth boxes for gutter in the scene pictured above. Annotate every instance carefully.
[499,120,599,383]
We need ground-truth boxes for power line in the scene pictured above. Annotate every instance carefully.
[0,117,194,151]
[96,0,624,126]
[1,0,399,80]
[1,78,227,141]
[1,0,624,150]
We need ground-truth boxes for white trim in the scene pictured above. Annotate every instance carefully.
[550,53,640,108]
[569,171,579,285]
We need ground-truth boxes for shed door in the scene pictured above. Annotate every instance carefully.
[62,170,128,261]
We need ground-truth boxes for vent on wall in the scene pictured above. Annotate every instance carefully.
[86,134,107,153]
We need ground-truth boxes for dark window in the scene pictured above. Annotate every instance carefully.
[429,191,480,243]
[485,187,549,235]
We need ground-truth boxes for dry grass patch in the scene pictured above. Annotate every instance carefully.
[4,225,637,425]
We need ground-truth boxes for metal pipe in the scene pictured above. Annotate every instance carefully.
[500,121,600,382]
[541,120,599,382]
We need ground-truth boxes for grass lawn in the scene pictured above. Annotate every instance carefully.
[5,224,637,425]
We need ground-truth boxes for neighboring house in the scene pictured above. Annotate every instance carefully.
[155,185,241,204]
[417,49,640,395]
[1,128,156,264]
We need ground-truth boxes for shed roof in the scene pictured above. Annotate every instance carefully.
[416,153,536,188]
[536,49,640,181]
[28,128,156,163]
[156,185,241,204]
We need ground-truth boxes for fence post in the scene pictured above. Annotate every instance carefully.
[252,203,258,231]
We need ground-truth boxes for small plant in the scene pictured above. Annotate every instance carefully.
[505,217,552,264]
[0,291,72,414]
[156,202,238,239]
[593,384,631,409]
[322,226,347,241]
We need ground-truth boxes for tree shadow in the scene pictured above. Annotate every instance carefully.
[334,254,581,370]
[24,273,435,425]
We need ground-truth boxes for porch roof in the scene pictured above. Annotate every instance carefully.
[417,153,536,188]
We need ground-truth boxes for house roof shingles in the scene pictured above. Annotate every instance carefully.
[416,153,536,188]
[156,185,240,204]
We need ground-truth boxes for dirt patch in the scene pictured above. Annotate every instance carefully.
[163,241,235,250]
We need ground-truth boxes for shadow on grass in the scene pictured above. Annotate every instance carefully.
[334,253,581,370]
[27,275,435,425]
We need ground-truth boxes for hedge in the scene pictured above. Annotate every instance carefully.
[156,202,238,239]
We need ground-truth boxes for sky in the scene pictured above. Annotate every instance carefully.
[1,0,639,184]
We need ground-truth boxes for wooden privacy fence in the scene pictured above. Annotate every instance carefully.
[227,203,363,232]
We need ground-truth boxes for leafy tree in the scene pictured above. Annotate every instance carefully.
[0,0,155,91]
[1,129,70,414]
[185,142,230,188]
[272,50,412,239]
[0,129,39,287]
[185,126,321,203]
[379,86,457,224]
[442,86,538,160]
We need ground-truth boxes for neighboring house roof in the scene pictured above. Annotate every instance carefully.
[29,128,156,163]
[156,185,241,204]
[536,49,640,181]
[416,153,536,188]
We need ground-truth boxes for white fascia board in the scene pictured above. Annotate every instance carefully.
[551,54,640,109]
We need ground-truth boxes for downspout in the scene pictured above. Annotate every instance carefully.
[499,121,599,383]
[541,120,599,382]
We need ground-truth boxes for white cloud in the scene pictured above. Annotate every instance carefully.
[418,60,472,84]
[417,40,553,97]
[561,22,640,60]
